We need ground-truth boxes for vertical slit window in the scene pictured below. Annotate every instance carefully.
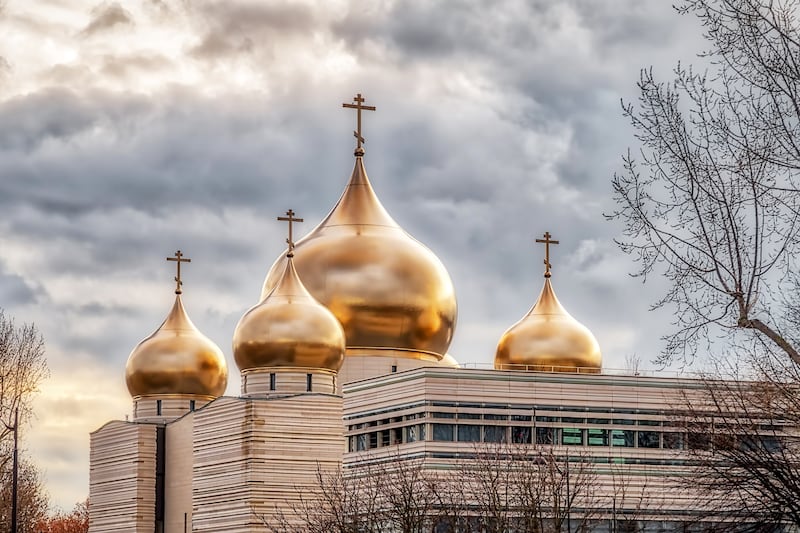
[269,373,276,391]
[306,374,312,392]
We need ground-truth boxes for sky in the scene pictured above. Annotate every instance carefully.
[0,0,710,511]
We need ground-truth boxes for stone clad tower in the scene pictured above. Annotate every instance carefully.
[89,251,228,533]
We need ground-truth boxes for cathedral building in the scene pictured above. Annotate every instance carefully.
[88,95,764,532]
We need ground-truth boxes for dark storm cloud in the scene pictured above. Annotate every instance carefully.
[82,2,134,36]
[0,88,336,220]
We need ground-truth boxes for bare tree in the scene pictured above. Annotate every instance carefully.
[609,0,800,367]
[671,362,800,529]
[0,310,48,473]
[454,444,598,532]
[255,464,383,533]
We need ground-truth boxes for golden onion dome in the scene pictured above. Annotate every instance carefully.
[494,275,601,372]
[261,156,457,361]
[125,294,228,398]
[234,254,346,372]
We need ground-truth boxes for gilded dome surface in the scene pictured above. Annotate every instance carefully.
[126,295,228,397]
[262,157,457,360]
[234,256,346,371]
[495,277,601,372]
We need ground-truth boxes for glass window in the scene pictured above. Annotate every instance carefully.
[484,414,507,420]
[536,427,555,445]
[433,424,455,441]
[562,428,584,446]
[369,433,378,449]
[458,425,481,442]
[484,426,507,443]
[638,419,661,426]
[761,435,781,453]
[612,430,635,447]
[512,426,532,444]
[433,412,456,419]
[269,373,276,391]
[156,399,162,416]
[357,434,367,451]
[459,413,481,419]
[613,419,636,426]
[587,418,610,425]
[306,373,312,392]
[638,431,660,448]
[511,415,532,422]
[189,400,195,412]
[419,424,426,441]
[688,432,711,451]
[392,428,403,445]
[663,432,685,450]
[536,416,559,422]
[588,428,609,446]
[562,417,585,424]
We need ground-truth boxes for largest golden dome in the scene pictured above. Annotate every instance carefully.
[495,256,601,372]
[125,294,228,398]
[262,156,457,360]
[234,253,346,372]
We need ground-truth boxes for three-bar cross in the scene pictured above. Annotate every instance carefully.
[342,93,376,155]
[535,232,559,278]
[278,209,304,256]
[167,250,191,294]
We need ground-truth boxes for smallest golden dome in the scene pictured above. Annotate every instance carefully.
[125,294,229,398]
[233,212,346,372]
[495,233,601,372]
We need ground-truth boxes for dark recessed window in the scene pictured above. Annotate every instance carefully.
[269,373,276,391]
[306,374,312,392]
[391,365,398,373]
[156,399,162,416]
[189,400,195,412]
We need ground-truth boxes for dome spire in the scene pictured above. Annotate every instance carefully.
[535,232,559,278]
[166,250,191,294]
[494,232,601,373]
[233,209,346,374]
[125,251,228,399]
[342,92,376,157]
[278,209,304,257]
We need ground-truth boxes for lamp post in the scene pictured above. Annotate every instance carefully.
[5,408,18,533]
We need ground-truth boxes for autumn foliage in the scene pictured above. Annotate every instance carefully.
[36,500,89,533]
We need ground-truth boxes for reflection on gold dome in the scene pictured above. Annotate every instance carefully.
[262,156,457,360]
[495,234,601,372]
[439,353,460,368]
[125,295,228,398]
[234,253,346,372]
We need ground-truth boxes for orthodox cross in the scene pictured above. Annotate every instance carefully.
[535,232,559,278]
[278,209,303,256]
[342,93,376,156]
[167,250,191,294]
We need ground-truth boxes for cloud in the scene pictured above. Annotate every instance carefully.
[82,2,134,36]
[0,0,717,511]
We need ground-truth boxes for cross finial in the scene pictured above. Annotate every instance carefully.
[342,93,376,156]
[166,250,191,294]
[535,232,560,278]
[277,209,304,257]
